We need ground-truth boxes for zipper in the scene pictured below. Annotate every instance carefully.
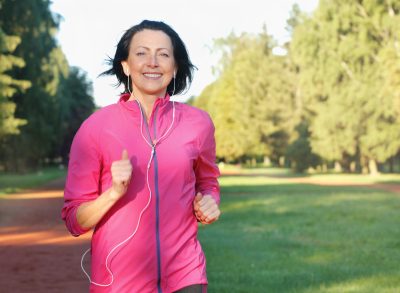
[153,145,162,293]
[142,106,162,293]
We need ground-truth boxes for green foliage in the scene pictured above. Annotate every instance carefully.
[0,0,95,171]
[0,29,30,138]
[286,121,321,172]
[0,0,63,171]
[290,0,400,172]
[56,66,95,164]
[197,0,400,173]
[194,31,297,163]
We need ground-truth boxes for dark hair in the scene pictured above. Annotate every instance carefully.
[101,20,197,96]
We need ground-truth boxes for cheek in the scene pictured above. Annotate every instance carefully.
[164,73,174,82]
[129,57,144,69]
[131,61,144,72]
[162,58,176,71]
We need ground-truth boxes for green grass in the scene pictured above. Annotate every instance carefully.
[0,167,66,195]
[219,164,400,184]
[199,175,400,293]
[308,173,400,185]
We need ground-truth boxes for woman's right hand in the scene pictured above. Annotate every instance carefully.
[75,149,133,231]
[110,149,133,200]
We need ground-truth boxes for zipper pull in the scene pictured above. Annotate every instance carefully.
[147,146,155,169]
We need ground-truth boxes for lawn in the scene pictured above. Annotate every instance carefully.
[199,175,400,293]
[0,167,66,195]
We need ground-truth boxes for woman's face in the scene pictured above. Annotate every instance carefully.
[122,29,176,98]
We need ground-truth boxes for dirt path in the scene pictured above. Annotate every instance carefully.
[0,178,92,293]
[1,175,399,293]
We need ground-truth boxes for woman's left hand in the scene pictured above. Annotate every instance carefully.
[193,192,221,224]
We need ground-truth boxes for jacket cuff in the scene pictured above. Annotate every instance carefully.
[201,189,220,205]
[68,206,91,237]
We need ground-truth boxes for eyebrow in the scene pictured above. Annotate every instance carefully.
[134,46,171,51]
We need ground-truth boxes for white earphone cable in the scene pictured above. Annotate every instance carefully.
[80,99,176,287]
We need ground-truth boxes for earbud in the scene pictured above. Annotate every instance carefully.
[127,75,132,94]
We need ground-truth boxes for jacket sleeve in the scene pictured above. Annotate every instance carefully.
[194,112,220,205]
[61,119,102,237]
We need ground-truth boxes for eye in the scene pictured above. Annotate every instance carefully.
[136,51,146,56]
[159,52,170,57]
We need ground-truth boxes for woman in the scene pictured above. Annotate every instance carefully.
[62,20,220,293]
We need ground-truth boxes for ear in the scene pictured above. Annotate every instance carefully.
[121,61,130,76]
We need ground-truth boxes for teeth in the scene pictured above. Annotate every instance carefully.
[144,73,161,78]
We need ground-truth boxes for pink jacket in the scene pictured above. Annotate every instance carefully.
[62,94,220,292]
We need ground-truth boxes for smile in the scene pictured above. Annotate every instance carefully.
[143,73,162,78]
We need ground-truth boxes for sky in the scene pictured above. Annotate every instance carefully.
[51,0,319,107]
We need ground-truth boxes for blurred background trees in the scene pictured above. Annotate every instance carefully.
[193,0,400,174]
[0,0,94,172]
[1,0,399,174]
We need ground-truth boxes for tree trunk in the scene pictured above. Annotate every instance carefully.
[263,156,271,167]
[334,161,342,173]
[279,156,285,167]
[368,159,379,176]
[350,161,356,173]
[389,156,394,173]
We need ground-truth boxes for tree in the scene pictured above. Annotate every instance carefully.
[0,0,97,171]
[56,66,95,165]
[290,0,400,173]
[194,30,298,164]
[286,122,321,172]
[0,29,30,138]
[0,0,66,170]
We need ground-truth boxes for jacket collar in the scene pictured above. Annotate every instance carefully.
[118,93,171,111]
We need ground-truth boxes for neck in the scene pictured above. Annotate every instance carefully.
[128,92,165,121]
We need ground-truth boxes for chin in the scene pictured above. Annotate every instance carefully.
[145,89,167,97]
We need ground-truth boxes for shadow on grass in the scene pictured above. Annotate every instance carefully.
[220,181,378,196]
[0,168,66,195]
[200,182,400,292]
[376,180,400,185]
[220,172,310,178]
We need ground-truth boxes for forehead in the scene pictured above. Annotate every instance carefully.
[130,29,173,50]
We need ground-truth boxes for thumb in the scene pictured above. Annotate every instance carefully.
[194,192,203,202]
[121,149,129,160]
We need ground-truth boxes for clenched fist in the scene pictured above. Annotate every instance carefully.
[110,149,133,200]
[193,192,220,224]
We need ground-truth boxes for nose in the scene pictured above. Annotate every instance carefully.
[148,54,159,68]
